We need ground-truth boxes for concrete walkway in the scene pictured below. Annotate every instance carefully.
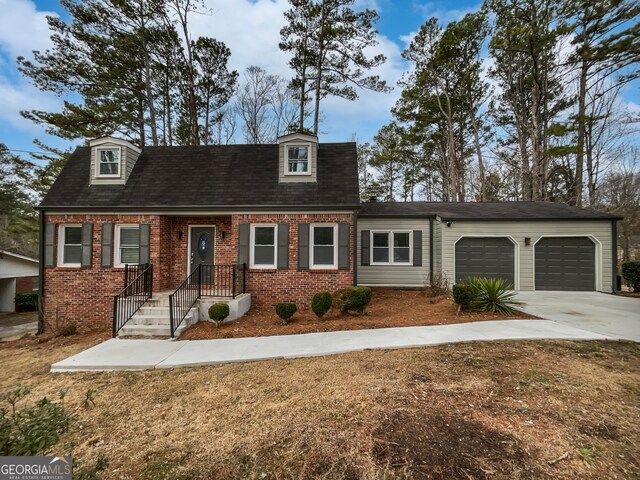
[50,319,621,372]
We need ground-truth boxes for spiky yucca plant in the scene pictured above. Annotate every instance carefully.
[466,277,523,315]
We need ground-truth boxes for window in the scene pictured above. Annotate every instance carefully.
[58,225,82,267]
[286,145,309,174]
[311,224,337,269]
[371,231,412,265]
[251,225,277,269]
[97,148,120,177]
[115,225,140,266]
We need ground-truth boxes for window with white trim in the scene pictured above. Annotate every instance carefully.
[58,225,82,267]
[115,225,140,266]
[97,148,121,177]
[311,224,337,269]
[286,145,309,174]
[251,224,277,269]
[371,231,412,265]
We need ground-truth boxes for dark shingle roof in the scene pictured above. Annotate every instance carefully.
[40,143,359,210]
[358,201,622,221]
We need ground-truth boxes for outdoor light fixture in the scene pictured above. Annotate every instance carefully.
[525,237,531,246]
[221,231,226,240]
[446,221,452,227]
[176,230,183,240]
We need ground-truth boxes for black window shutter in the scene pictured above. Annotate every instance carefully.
[44,223,55,267]
[413,230,423,267]
[338,223,350,270]
[81,223,93,268]
[277,223,289,270]
[101,223,113,268]
[361,230,370,266]
[139,224,151,264]
[238,223,250,266]
[298,223,309,271]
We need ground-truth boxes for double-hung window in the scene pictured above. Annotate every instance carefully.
[286,146,309,174]
[115,225,140,266]
[311,224,337,269]
[371,231,412,265]
[97,148,120,177]
[251,225,277,269]
[58,225,82,267]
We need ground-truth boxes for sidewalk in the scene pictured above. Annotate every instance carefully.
[50,319,620,372]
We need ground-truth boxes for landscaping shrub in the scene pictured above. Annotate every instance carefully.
[333,287,372,314]
[311,292,332,319]
[275,302,297,325]
[428,273,451,298]
[208,303,230,327]
[56,322,78,337]
[0,385,74,456]
[14,292,38,312]
[452,284,475,310]
[622,261,640,291]
[467,277,522,315]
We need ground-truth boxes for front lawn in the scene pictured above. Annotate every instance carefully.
[182,287,535,340]
[0,336,638,479]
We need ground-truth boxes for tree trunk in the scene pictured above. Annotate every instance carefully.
[469,107,486,201]
[574,59,588,206]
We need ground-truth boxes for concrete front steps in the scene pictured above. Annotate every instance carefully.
[118,292,251,338]
[118,294,198,338]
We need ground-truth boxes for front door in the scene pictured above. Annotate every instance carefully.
[190,226,215,283]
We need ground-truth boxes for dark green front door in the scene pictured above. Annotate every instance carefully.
[190,227,215,282]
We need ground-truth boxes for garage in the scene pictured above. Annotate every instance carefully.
[455,237,515,285]
[535,237,595,291]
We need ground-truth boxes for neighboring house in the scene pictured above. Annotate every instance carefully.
[37,134,622,336]
[0,250,39,312]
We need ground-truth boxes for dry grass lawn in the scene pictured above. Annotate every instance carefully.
[0,335,639,479]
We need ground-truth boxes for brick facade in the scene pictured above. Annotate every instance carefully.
[15,276,37,293]
[43,212,355,332]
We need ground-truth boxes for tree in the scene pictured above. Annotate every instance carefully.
[562,0,640,205]
[368,123,410,201]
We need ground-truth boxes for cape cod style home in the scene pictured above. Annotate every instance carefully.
[37,133,621,337]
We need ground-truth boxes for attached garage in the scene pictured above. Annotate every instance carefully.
[455,237,515,285]
[535,237,596,291]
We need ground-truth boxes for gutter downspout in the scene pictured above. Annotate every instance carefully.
[38,210,45,334]
[353,211,358,286]
[612,219,618,293]
[429,217,434,285]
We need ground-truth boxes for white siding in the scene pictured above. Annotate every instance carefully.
[440,220,614,292]
[357,218,430,286]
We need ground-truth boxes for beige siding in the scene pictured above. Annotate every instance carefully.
[124,146,140,182]
[440,220,614,292]
[279,142,317,183]
[357,218,430,286]
[90,142,140,185]
[433,219,442,275]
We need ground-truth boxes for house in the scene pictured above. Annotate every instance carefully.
[37,134,621,336]
[0,250,39,312]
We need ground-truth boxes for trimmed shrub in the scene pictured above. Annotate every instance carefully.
[622,261,640,292]
[208,303,230,327]
[311,292,333,319]
[466,277,522,315]
[333,287,373,314]
[275,302,297,325]
[452,284,475,310]
[15,292,38,312]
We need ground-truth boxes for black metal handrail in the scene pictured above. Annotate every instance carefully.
[112,263,153,337]
[169,263,246,337]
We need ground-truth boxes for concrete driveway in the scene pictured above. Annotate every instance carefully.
[516,291,640,342]
[0,312,38,340]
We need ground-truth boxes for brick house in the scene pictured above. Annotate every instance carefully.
[38,133,621,336]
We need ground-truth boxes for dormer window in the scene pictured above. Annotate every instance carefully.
[286,146,309,175]
[97,148,121,177]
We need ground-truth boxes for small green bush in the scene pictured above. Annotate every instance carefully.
[15,292,38,312]
[622,261,640,292]
[275,302,297,324]
[333,287,373,314]
[466,277,522,315]
[208,303,230,327]
[0,384,74,456]
[452,284,475,310]
[311,292,333,319]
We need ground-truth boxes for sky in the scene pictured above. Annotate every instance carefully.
[0,0,638,158]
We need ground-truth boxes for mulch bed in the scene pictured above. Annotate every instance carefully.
[181,287,536,340]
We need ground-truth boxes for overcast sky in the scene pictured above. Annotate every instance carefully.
[0,0,638,156]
